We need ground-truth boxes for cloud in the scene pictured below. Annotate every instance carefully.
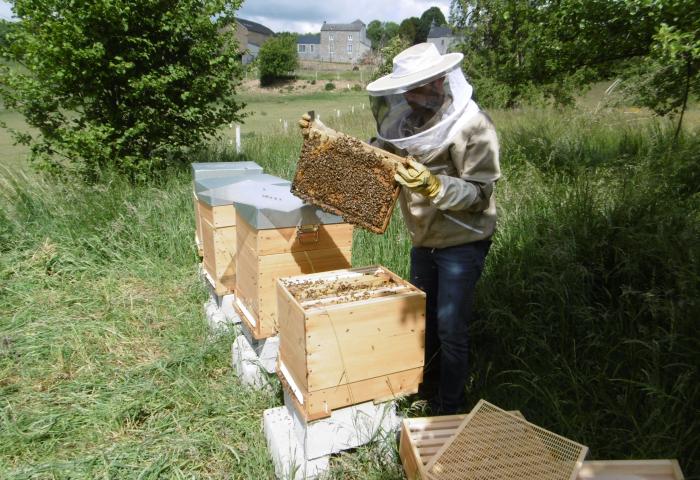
[237,0,450,33]
[0,0,452,32]
[0,1,14,21]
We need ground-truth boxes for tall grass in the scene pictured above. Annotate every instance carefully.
[1,107,698,478]
[0,171,280,478]
[472,117,699,474]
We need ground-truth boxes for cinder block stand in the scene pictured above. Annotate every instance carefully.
[231,322,280,389]
[203,293,239,331]
[263,391,400,479]
[199,262,240,332]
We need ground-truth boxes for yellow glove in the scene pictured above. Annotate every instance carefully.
[298,113,312,137]
[395,159,442,199]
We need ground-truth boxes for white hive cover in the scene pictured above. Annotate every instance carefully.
[427,400,588,480]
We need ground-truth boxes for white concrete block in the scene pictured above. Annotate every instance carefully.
[231,335,272,390]
[219,294,238,322]
[256,336,279,373]
[239,322,279,374]
[204,293,241,333]
[263,407,330,480]
[284,391,400,460]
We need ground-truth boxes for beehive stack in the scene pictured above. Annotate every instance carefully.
[292,116,408,234]
[191,162,264,258]
[232,183,354,339]
[195,174,290,296]
[276,266,425,420]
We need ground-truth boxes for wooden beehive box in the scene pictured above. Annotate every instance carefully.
[192,162,263,259]
[197,174,289,295]
[292,115,408,234]
[233,183,353,340]
[276,265,426,421]
[400,414,685,480]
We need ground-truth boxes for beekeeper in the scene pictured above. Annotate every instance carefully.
[367,43,500,415]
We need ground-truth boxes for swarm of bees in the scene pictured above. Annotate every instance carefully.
[292,132,400,234]
[284,272,398,307]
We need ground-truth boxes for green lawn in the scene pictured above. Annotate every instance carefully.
[0,108,31,172]
[234,89,371,136]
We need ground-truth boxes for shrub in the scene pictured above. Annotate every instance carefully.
[324,82,336,91]
[258,33,299,86]
[351,84,363,92]
[0,0,245,182]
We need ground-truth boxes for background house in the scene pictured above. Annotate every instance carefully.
[320,20,371,64]
[427,23,461,54]
[234,18,275,64]
[297,34,321,61]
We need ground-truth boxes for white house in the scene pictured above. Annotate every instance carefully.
[320,19,371,64]
[297,34,321,61]
[427,23,462,55]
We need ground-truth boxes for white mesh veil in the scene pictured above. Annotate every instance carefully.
[369,68,480,157]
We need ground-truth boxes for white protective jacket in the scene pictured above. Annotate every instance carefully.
[373,111,500,248]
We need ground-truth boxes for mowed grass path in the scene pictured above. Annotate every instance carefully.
[1,84,699,478]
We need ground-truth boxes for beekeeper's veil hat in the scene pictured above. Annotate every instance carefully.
[366,43,479,157]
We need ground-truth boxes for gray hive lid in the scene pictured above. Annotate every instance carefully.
[195,173,288,196]
[191,161,263,182]
[232,180,345,229]
[198,174,291,206]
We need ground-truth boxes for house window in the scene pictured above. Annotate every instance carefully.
[441,39,445,46]
[347,42,353,54]
[298,44,306,53]
[330,42,334,53]
[329,33,334,41]
[348,34,353,41]
[310,45,314,53]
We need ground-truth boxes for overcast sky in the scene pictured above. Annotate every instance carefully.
[0,1,451,33]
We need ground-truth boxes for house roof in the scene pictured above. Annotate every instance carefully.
[236,18,274,36]
[298,34,321,44]
[321,19,364,32]
[428,24,454,38]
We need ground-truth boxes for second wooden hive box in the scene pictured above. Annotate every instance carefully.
[276,266,426,420]
[234,183,354,340]
[196,173,290,295]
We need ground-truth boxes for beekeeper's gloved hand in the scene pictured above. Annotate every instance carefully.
[395,159,442,199]
[298,113,312,136]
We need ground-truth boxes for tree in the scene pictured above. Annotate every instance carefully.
[417,6,447,43]
[617,3,699,136]
[0,20,16,48]
[450,0,699,111]
[383,22,400,46]
[367,21,402,51]
[399,17,421,45]
[367,20,383,50]
[257,33,299,86]
[0,0,246,181]
[373,35,411,80]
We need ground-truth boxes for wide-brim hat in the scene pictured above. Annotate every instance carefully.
[367,43,463,96]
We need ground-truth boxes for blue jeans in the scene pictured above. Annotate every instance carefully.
[410,241,491,414]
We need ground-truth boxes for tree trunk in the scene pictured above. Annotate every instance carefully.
[674,54,692,143]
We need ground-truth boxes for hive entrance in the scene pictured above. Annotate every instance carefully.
[282,267,413,308]
[292,117,406,234]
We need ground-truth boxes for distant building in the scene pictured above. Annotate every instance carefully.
[427,23,462,55]
[297,34,321,61]
[320,19,371,64]
[233,18,275,64]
